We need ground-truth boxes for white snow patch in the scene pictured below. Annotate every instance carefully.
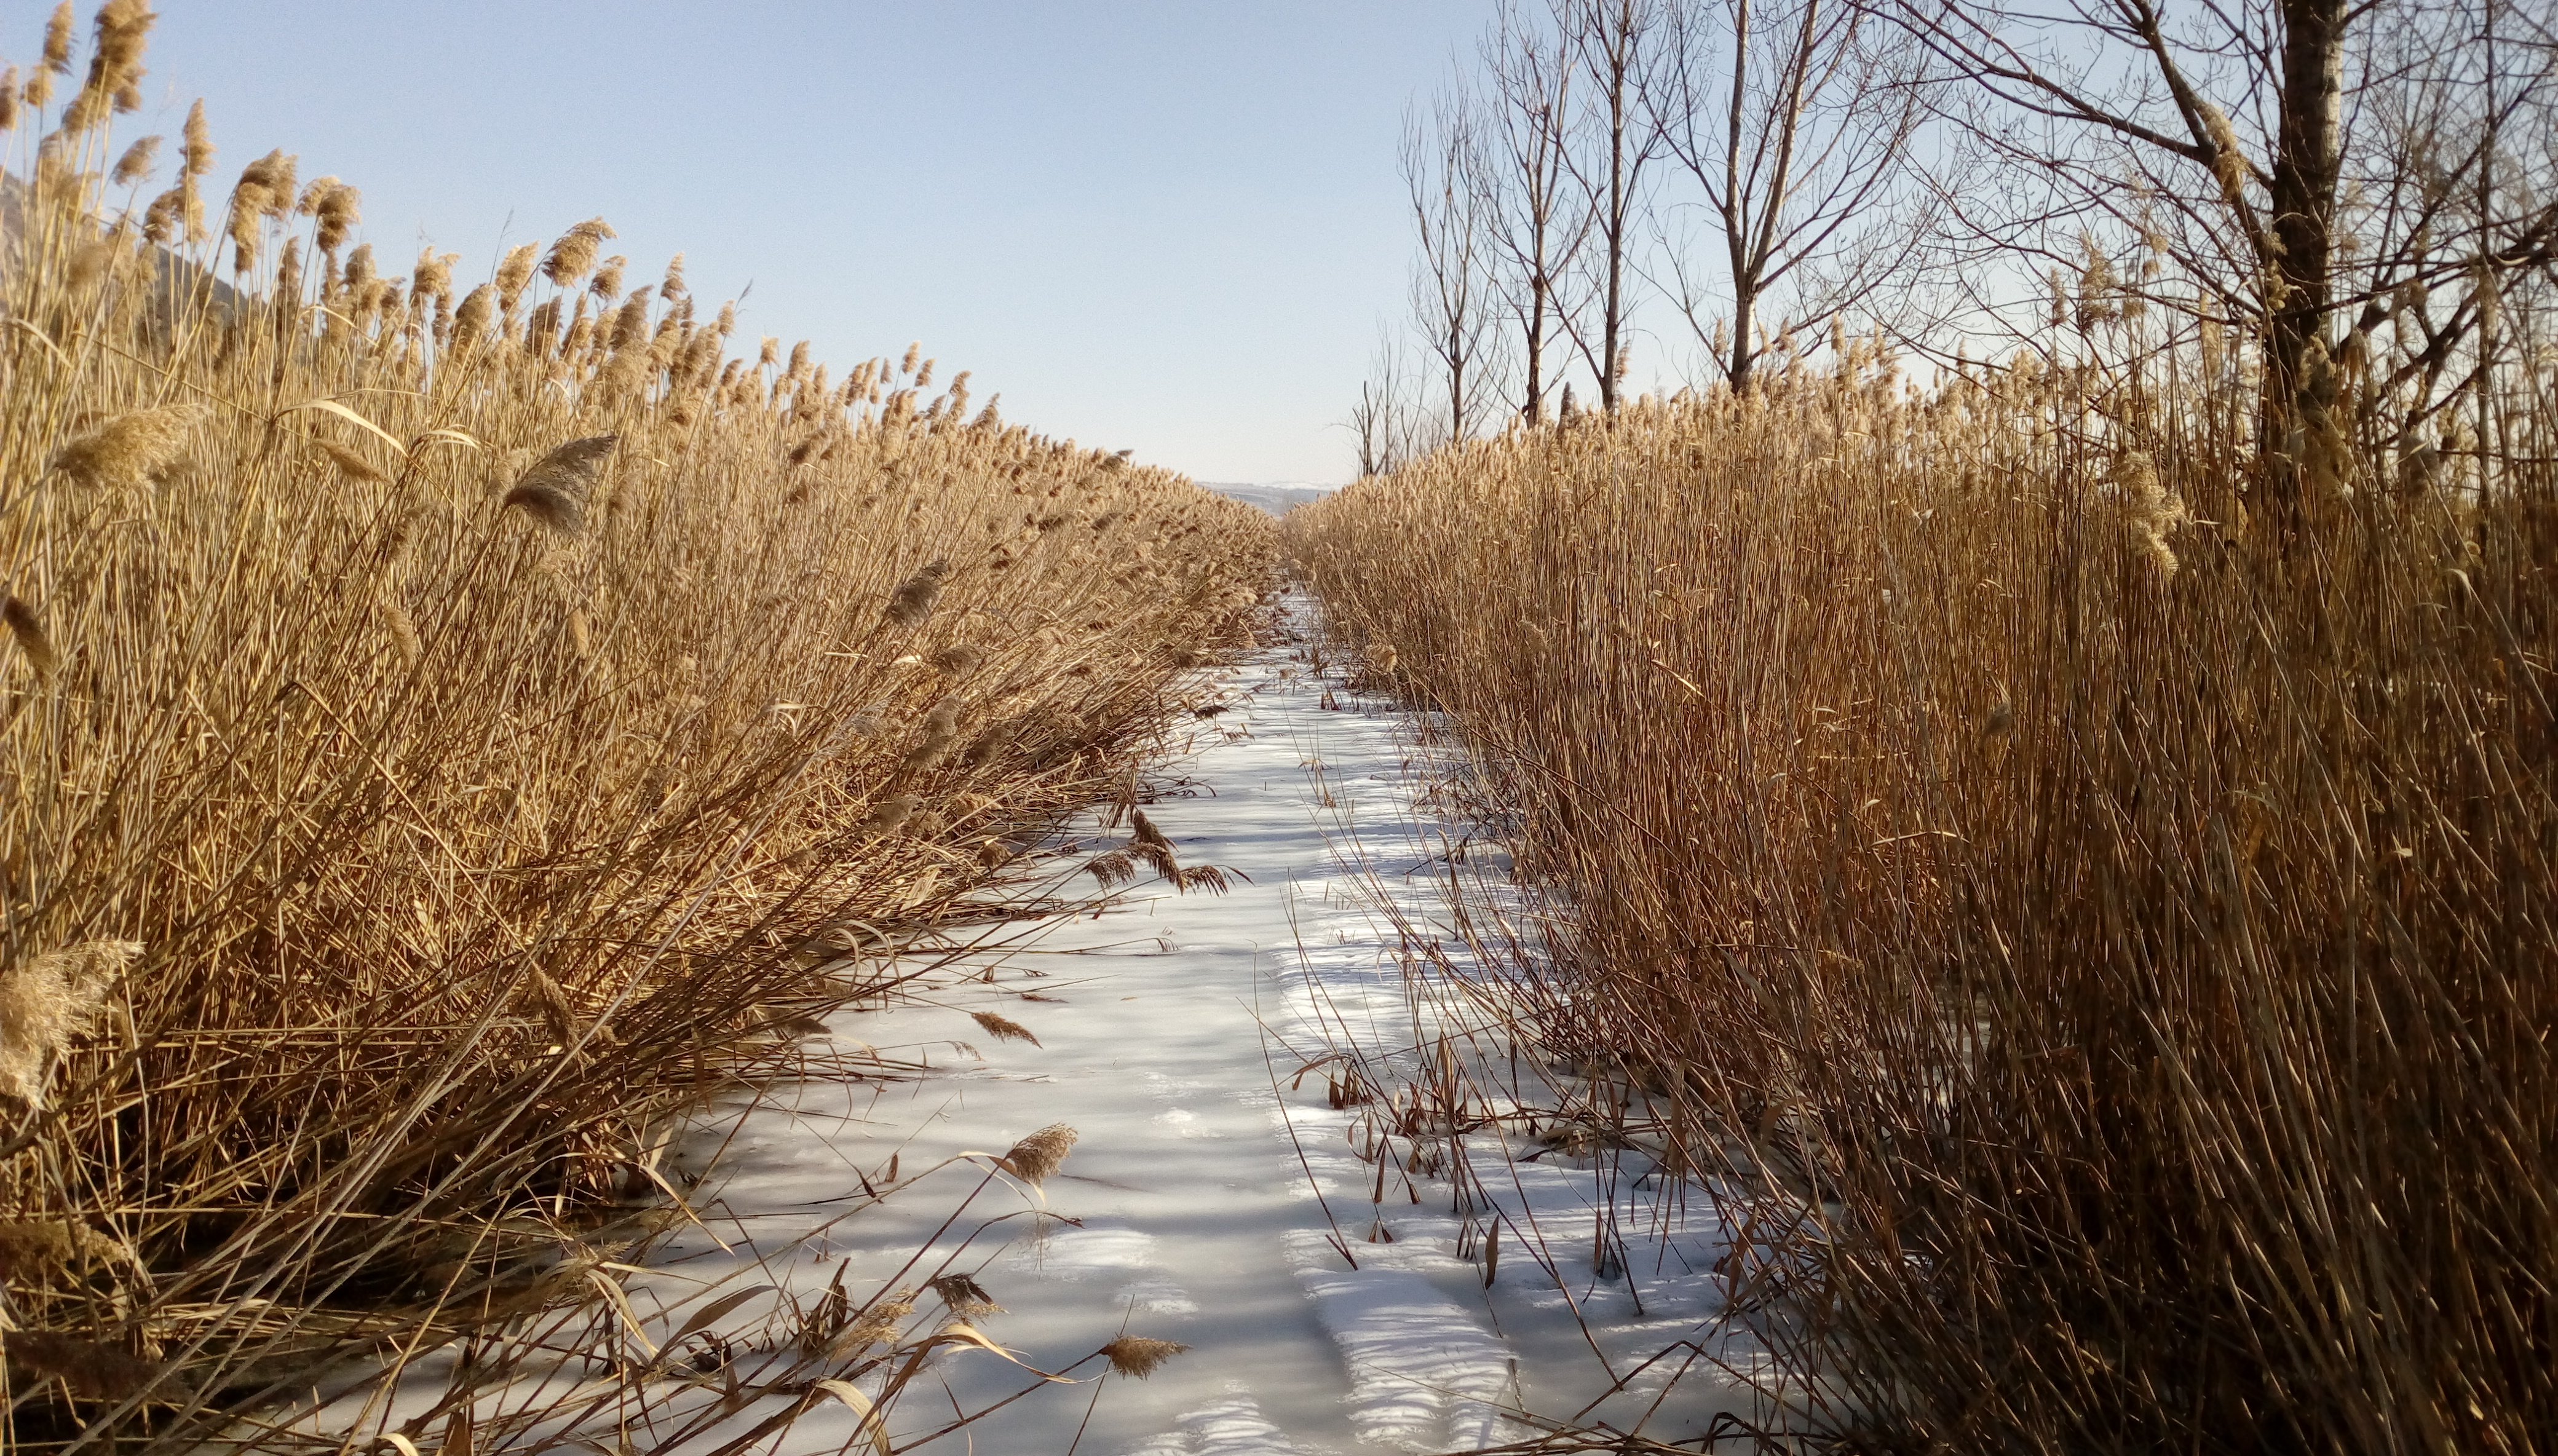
[1297,1268,1518,1451]
[1122,1391,1310,1455]
[1009,1224,1162,1279]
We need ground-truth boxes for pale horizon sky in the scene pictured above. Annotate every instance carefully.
[68,2,1497,485]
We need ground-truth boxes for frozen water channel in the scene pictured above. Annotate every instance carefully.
[636,601,1767,1454]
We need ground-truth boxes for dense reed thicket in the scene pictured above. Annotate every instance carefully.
[0,5,1272,1445]
[1289,349,2556,1451]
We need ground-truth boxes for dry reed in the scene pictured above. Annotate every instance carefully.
[1289,344,2558,1450]
[0,7,1275,1446]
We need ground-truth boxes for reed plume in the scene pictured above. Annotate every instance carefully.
[3,591,56,681]
[68,237,115,290]
[376,596,421,668]
[109,133,156,186]
[996,1123,1077,1185]
[501,434,617,536]
[57,0,150,132]
[882,560,949,628]
[825,1291,917,1358]
[225,148,293,267]
[2,1330,160,1402]
[451,283,494,351]
[1084,848,1136,888]
[50,404,200,489]
[0,941,141,1110]
[137,186,176,243]
[38,4,73,76]
[315,440,386,483]
[930,1273,1002,1317]
[494,242,537,315]
[22,4,68,111]
[0,1219,132,1286]
[1128,809,1180,880]
[2113,448,2185,577]
[859,793,920,835]
[968,1011,1040,1047]
[541,216,615,286]
[1099,1337,1189,1379]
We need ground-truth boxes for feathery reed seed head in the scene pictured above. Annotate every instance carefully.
[377,596,421,668]
[1101,1337,1189,1379]
[181,97,212,174]
[997,1123,1076,1184]
[453,283,494,350]
[494,242,537,312]
[316,440,386,483]
[140,184,180,242]
[501,435,616,537]
[4,596,57,679]
[2201,103,2249,205]
[77,0,156,126]
[0,940,141,1109]
[826,1291,917,1358]
[610,289,651,350]
[860,793,920,834]
[541,216,614,285]
[882,560,950,628]
[3,1329,160,1401]
[68,238,116,289]
[52,404,200,490]
[38,3,73,73]
[109,133,158,186]
[929,1273,1002,1316]
[969,1011,1040,1046]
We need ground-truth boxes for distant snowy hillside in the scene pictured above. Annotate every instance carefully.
[1200,482,1332,515]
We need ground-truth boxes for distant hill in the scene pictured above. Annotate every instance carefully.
[1200,482,1333,515]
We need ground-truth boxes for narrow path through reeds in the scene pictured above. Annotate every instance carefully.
[321,596,1762,1455]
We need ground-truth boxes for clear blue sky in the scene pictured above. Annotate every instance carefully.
[83,2,1493,484]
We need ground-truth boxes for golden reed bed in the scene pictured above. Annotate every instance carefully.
[1291,349,2558,1452]
[0,3,1274,1444]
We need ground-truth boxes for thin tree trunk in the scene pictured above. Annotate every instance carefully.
[1602,24,1629,413]
[1526,279,1548,424]
[2261,0,2347,518]
[1730,281,1759,391]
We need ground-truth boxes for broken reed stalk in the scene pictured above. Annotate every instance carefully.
[1288,349,2558,1450]
[0,8,1276,1447]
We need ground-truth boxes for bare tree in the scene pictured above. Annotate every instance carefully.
[1404,92,1505,448]
[1651,0,1928,390]
[1344,326,1424,478]
[1478,0,1592,423]
[2340,0,2558,486]
[1556,0,1669,411]
[1884,0,2558,521]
